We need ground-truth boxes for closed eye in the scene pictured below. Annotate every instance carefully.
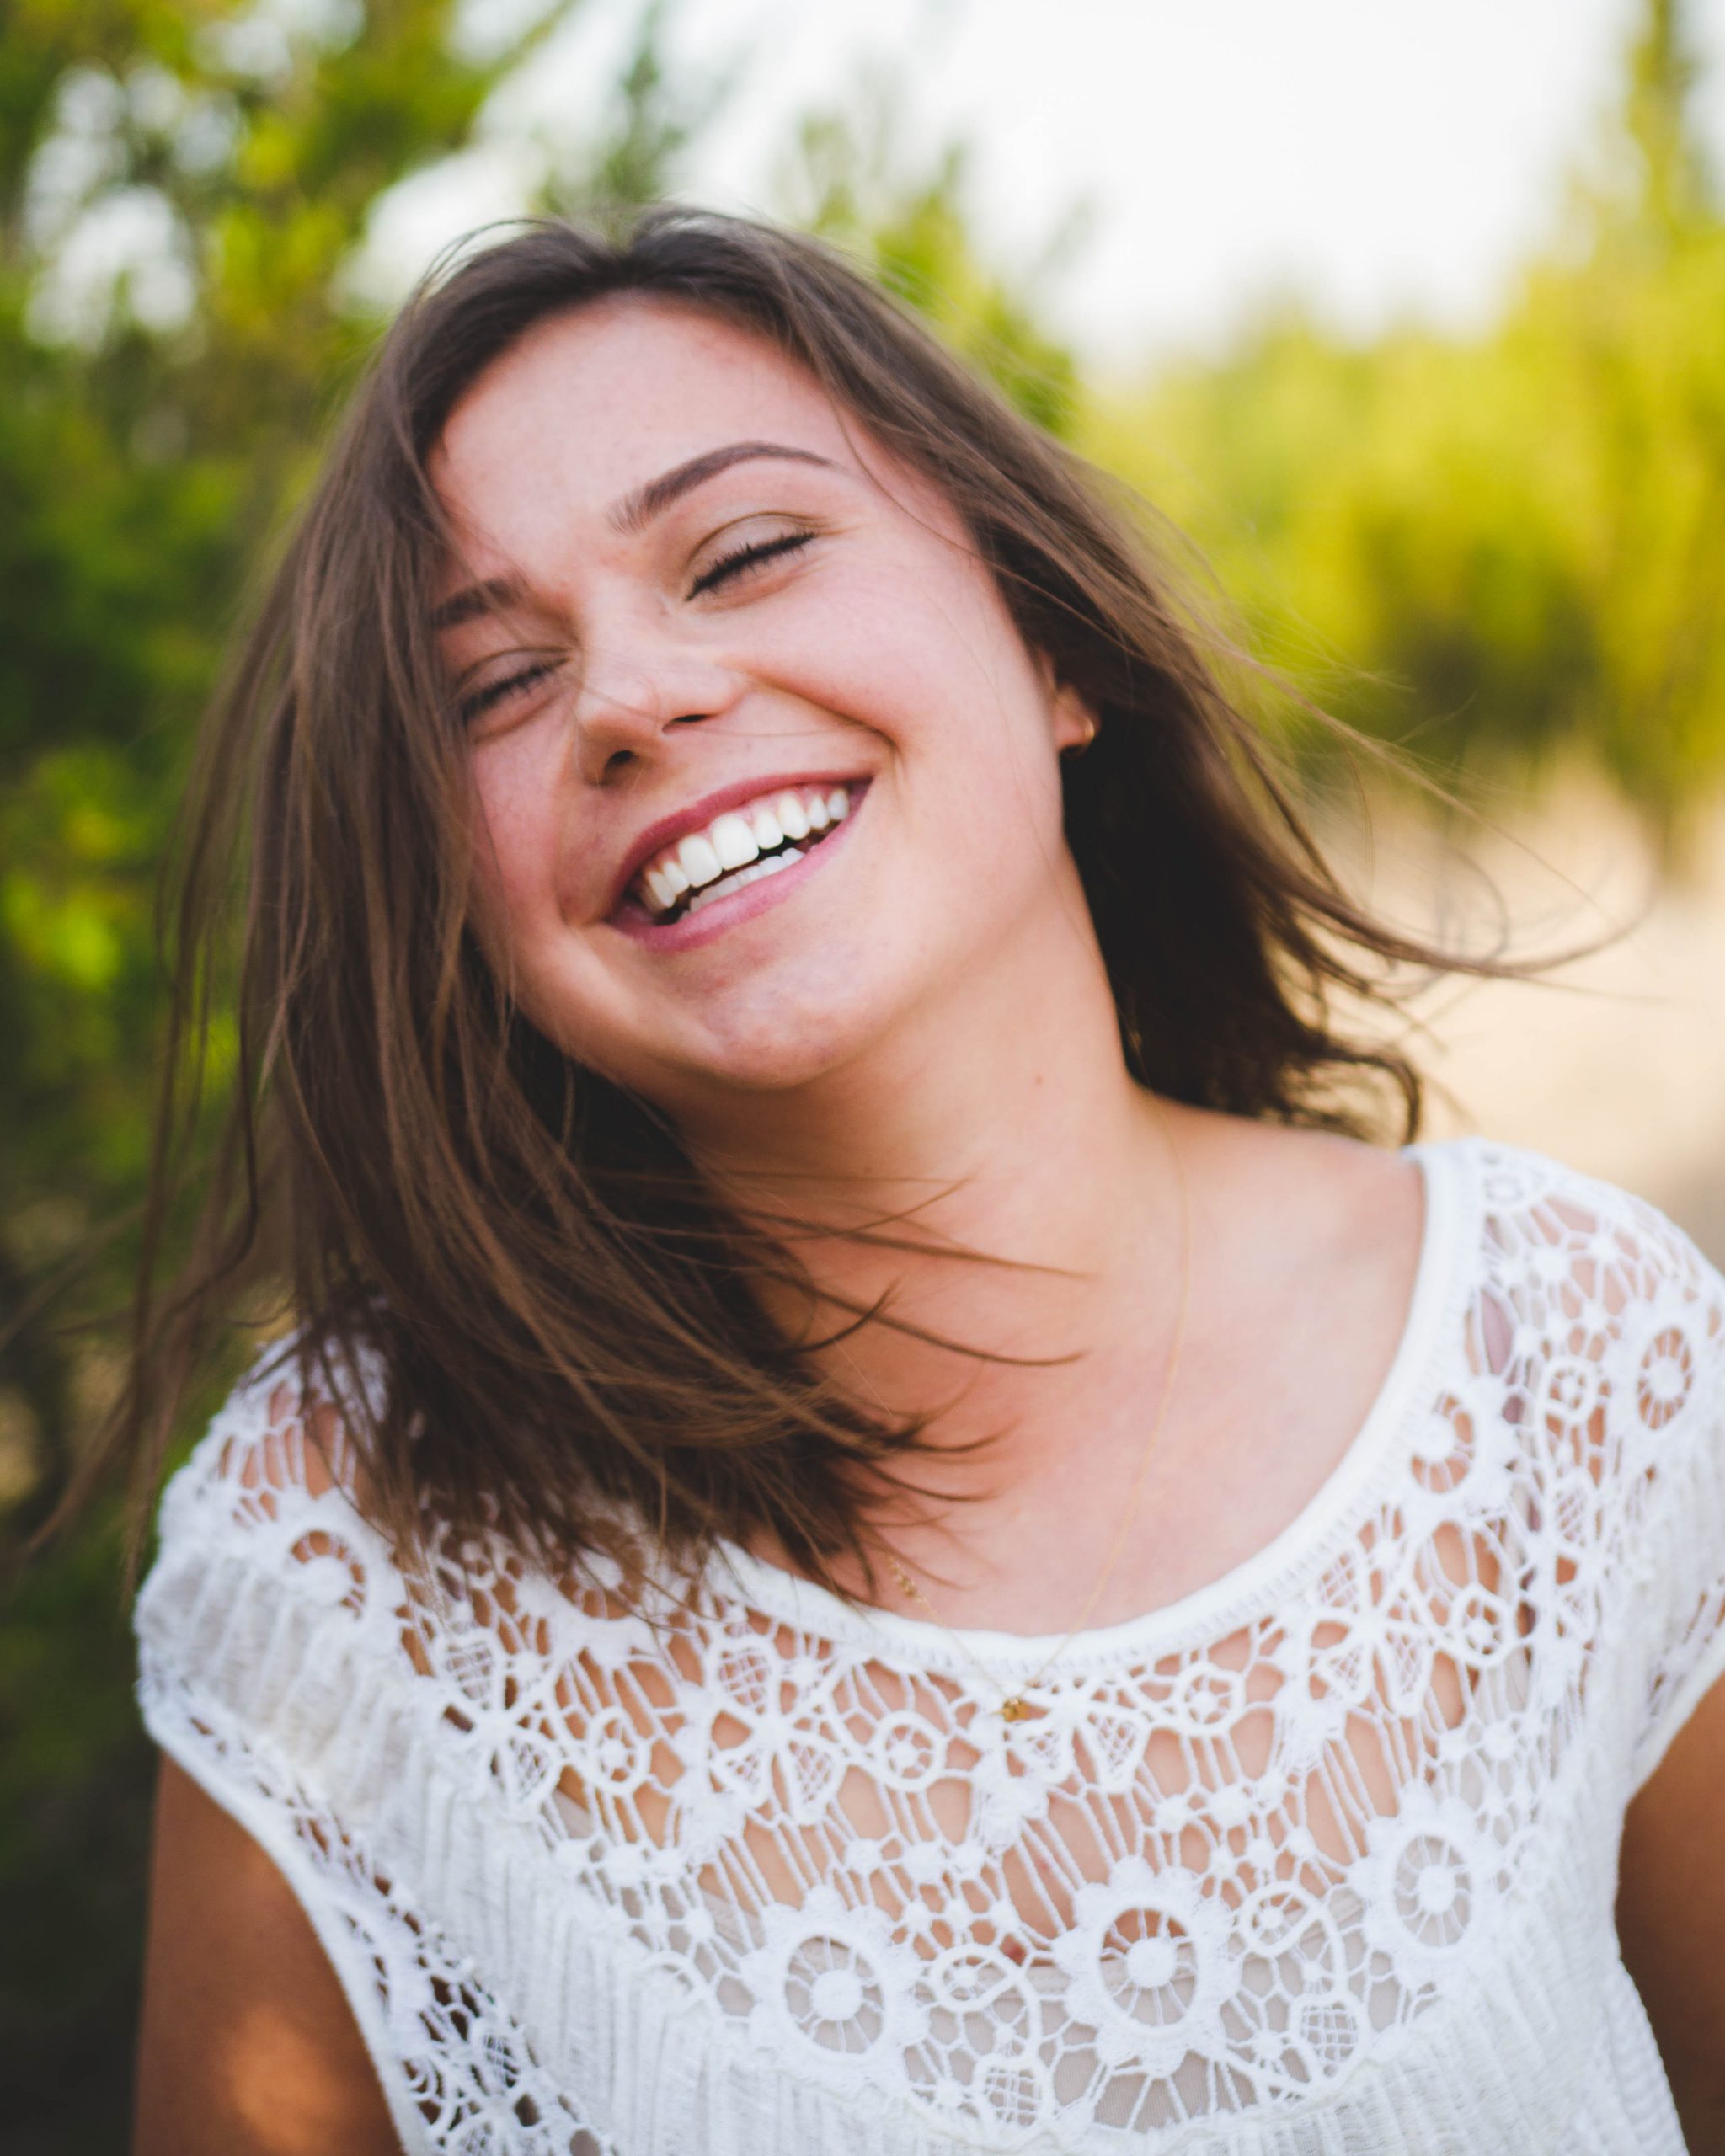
[458,658,559,725]
[688,530,814,599]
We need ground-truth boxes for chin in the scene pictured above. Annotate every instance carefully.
[643,949,929,1105]
[641,911,915,1086]
[666,997,883,1098]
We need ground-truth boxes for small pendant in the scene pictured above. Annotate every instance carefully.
[1000,1696,1030,1722]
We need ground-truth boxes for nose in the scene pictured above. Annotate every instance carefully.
[569,631,744,787]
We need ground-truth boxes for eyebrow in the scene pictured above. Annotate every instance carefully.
[430,574,531,634]
[609,440,840,536]
[430,440,841,634]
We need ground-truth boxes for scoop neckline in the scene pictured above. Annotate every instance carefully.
[710,1138,1476,1674]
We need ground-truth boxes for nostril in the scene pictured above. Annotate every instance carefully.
[603,747,637,779]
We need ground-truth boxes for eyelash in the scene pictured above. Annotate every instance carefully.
[459,660,556,725]
[687,528,814,598]
[458,532,814,724]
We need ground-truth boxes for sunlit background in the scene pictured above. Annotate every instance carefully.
[3,3,1723,2143]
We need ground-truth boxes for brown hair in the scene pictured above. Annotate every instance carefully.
[99,206,1488,1596]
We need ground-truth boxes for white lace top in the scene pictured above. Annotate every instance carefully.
[135,1141,1725,2155]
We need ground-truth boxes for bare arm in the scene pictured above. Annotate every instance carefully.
[1617,1668,1725,2155]
[133,1754,403,2156]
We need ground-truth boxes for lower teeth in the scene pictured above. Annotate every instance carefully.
[682,843,806,919]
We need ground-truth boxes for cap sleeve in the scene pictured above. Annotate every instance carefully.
[134,1347,600,2154]
[1601,1196,1725,1796]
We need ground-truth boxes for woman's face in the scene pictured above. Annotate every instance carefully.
[433,295,1095,1129]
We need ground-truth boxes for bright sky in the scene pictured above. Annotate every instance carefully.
[401,0,1725,365]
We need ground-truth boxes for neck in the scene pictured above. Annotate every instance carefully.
[672,875,1188,1495]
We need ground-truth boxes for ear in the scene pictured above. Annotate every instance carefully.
[1035,652,1099,757]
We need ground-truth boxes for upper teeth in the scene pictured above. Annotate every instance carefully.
[638,785,852,915]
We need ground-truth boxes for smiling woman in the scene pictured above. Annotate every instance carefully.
[114,212,1725,2155]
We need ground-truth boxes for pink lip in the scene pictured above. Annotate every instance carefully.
[606,771,873,918]
[609,781,868,952]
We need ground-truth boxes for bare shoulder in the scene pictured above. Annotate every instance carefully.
[134,1757,400,2156]
[1167,1102,1425,1272]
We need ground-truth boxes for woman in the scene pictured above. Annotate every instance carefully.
[126,211,1725,2153]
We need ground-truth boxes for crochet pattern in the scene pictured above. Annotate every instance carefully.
[136,1143,1725,2153]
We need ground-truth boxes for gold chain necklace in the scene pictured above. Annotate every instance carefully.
[884,1107,1194,1723]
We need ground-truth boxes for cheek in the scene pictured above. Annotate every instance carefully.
[466,740,569,967]
[761,531,1039,734]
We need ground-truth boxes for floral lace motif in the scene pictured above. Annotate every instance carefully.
[135,1145,1725,2153]
[138,1409,613,2156]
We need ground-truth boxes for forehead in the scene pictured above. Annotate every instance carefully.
[431,295,868,537]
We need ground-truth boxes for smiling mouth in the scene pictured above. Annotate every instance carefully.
[628,782,859,926]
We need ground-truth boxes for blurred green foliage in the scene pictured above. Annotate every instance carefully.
[0,0,1719,2145]
[775,67,1085,439]
[1085,0,1725,829]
